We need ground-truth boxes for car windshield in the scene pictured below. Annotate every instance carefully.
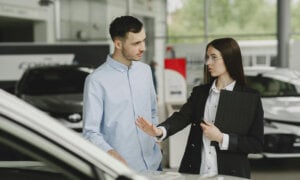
[19,68,89,95]
[246,76,300,97]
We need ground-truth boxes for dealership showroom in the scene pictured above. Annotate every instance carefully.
[1,0,300,179]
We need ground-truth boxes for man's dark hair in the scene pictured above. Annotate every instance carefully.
[109,16,143,41]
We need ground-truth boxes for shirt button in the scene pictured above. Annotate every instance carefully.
[193,123,196,126]
[191,144,195,147]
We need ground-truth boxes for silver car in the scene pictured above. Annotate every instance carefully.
[245,67,300,158]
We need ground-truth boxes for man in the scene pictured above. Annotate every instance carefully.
[82,16,162,172]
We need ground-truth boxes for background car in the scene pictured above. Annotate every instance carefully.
[245,66,300,158]
[15,65,94,132]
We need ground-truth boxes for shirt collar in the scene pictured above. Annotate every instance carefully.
[210,79,236,93]
[107,55,135,73]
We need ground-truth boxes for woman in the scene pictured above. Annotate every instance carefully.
[136,37,264,178]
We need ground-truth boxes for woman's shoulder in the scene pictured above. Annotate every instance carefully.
[191,83,211,92]
[235,84,261,95]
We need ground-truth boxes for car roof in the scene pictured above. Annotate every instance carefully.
[25,64,94,72]
[0,89,137,177]
[244,66,300,84]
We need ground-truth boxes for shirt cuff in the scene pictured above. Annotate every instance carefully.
[98,142,113,153]
[155,126,167,142]
[219,133,229,150]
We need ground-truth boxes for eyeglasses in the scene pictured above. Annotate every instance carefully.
[205,56,223,64]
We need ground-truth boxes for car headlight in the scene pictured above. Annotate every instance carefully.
[67,113,82,123]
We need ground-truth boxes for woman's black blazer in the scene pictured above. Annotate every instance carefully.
[159,83,264,178]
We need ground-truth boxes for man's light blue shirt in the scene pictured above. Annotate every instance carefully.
[83,55,162,172]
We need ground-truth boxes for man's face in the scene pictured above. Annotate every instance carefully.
[121,28,146,61]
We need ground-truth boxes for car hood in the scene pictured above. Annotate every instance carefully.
[262,97,300,123]
[21,94,83,113]
[264,121,300,136]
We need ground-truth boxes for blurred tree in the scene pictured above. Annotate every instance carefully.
[167,0,277,43]
[291,0,300,40]
[168,0,204,43]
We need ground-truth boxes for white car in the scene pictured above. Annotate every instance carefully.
[0,89,146,180]
[245,66,300,158]
[0,89,248,180]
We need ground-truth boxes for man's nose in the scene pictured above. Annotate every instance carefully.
[140,42,146,51]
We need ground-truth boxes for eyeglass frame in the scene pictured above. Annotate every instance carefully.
[205,56,223,64]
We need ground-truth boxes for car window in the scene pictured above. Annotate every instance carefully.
[18,68,89,95]
[0,115,95,180]
[246,76,300,97]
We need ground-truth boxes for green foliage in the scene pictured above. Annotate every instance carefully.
[291,0,300,39]
[168,0,281,43]
[168,0,204,38]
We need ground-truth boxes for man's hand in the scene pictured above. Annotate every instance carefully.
[135,116,162,137]
[107,149,127,165]
[200,121,223,143]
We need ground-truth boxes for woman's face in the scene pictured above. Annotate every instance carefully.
[205,46,228,78]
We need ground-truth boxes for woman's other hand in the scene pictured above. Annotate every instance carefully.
[200,121,223,143]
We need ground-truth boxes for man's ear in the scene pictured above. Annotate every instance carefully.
[114,38,123,50]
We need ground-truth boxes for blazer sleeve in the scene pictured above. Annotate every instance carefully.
[159,86,202,139]
[215,90,264,154]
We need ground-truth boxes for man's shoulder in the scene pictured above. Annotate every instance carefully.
[95,61,111,72]
[235,84,261,95]
[87,63,109,79]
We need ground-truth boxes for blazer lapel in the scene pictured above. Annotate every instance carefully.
[194,85,210,124]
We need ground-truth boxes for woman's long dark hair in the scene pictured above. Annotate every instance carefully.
[204,37,246,85]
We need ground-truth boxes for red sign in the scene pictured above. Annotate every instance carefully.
[164,58,186,79]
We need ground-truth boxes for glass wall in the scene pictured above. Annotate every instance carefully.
[167,0,277,44]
